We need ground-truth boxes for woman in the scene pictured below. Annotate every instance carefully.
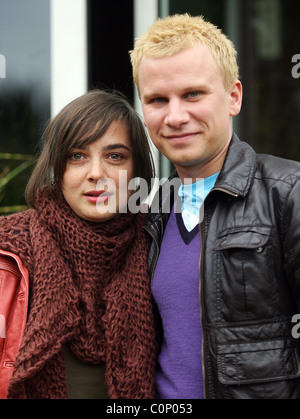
[0,90,156,399]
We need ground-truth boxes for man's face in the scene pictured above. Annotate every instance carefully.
[138,44,242,180]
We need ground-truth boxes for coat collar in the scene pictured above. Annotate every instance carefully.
[146,134,257,227]
[213,134,257,198]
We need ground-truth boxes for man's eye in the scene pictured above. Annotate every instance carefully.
[151,97,167,104]
[187,91,205,99]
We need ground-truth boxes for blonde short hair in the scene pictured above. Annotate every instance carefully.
[130,14,239,91]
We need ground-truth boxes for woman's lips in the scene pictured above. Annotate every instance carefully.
[84,190,111,204]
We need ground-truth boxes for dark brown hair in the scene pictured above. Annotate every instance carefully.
[26,89,155,208]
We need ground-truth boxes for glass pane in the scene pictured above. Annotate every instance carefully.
[168,0,226,28]
[246,0,300,161]
[162,0,300,162]
[0,0,50,214]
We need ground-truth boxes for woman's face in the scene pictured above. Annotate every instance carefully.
[62,120,135,222]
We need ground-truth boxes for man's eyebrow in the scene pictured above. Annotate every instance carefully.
[142,85,208,101]
[142,93,163,101]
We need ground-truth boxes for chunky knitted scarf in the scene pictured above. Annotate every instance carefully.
[0,189,156,399]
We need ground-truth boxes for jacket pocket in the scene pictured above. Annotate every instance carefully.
[215,226,271,252]
[214,226,276,320]
[217,339,300,386]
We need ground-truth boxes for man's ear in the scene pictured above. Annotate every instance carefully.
[229,80,243,117]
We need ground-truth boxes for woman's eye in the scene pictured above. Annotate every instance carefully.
[109,153,122,161]
[70,153,84,161]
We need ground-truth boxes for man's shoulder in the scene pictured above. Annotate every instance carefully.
[255,153,300,186]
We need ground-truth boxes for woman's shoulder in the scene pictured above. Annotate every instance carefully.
[0,209,35,262]
[0,208,34,230]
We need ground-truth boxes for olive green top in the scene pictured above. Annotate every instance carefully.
[64,346,108,399]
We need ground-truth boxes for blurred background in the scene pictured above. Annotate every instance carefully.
[0,0,299,214]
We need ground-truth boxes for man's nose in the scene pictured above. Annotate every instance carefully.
[164,99,190,128]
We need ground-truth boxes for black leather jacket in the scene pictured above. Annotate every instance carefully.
[144,134,300,399]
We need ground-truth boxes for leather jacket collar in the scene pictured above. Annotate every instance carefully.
[215,134,256,198]
[145,133,256,228]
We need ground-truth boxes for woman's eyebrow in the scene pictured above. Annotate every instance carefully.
[71,144,131,151]
[103,144,131,152]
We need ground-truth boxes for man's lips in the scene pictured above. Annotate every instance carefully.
[163,132,201,143]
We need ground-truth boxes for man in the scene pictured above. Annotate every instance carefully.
[130,14,300,399]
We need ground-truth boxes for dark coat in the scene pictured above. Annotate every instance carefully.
[145,134,300,399]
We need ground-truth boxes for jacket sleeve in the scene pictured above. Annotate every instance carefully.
[0,250,29,399]
[282,176,300,311]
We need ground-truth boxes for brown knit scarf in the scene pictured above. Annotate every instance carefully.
[0,189,156,399]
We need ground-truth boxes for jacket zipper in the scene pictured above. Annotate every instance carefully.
[199,220,207,399]
[199,187,239,398]
[212,187,239,198]
[146,219,208,398]
[145,186,238,399]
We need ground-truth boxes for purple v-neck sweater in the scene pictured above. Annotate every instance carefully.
[152,207,204,399]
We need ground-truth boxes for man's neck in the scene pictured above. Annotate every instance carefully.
[176,138,231,183]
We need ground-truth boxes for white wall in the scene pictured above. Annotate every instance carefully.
[0,54,6,79]
[50,0,88,117]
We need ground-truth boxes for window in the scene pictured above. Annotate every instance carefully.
[160,0,300,162]
[0,0,50,214]
[88,0,134,104]
[240,0,300,161]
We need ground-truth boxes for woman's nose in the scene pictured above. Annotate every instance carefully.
[87,159,105,182]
